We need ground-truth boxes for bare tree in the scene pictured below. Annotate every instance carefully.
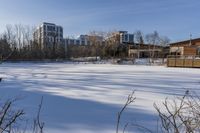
[116,91,136,133]
[105,30,121,58]
[145,31,160,64]
[14,24,23,50]
[22,25,33,48]
[0,99,24,133]
[33,97,44,133]
[0,35,12,62]
[154,90,200,133]
[135,30,144,44]
[159,36,170,64]
[5,25,16,50]
[88,31,104,61]
[134,30,144,58]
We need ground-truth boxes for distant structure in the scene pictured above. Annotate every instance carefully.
[118,31,134,44]
[33,23,135,47]
[79,35,90,45]
[64,34,103,45]
[107,31,163,58]
[128,43,163,58]
[169,38,200,56]
[33,22,63,49]
[64,31,134,46]
[106,31,134,44]
[64,35,89,45]
[167,38,200,68]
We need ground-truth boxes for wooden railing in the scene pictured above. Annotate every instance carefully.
[167,55,200,68]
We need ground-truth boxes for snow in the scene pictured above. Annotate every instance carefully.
[0,63,200,132]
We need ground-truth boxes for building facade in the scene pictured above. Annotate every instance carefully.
[64,34,103,46]
[170,38,200,56]
[119,31,134,44]
[64,35,90,45]
[33,22,63,49]
[79,35,90,45]
[128,43,163,58]
[168,38,200,68]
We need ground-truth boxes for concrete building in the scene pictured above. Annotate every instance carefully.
[33,22,63,49]
[119,31,134,44]
[79,35,90,45]
[64,34,103,46]
[64,38,80,45]
[105,31,134,45]
[64,35,90,45]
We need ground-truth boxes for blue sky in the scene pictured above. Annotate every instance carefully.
[0,0,200,42]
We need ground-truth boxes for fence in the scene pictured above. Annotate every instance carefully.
[167,55,200,68]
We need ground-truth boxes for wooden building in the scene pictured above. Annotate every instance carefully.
[168,38,200,68]
[128,43,164,58]
[170,38,200,56]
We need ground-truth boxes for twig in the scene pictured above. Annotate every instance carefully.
[116,90,136,133]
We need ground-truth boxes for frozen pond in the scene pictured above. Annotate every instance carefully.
[0,63,200,133]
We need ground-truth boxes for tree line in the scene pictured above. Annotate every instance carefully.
[0,24,170,61]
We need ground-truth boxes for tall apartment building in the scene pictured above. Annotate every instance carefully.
[64,34,103,45]
[79,35,90,45]
[119,31,134,44]
[33,22,63,49]
[106,31,134,44]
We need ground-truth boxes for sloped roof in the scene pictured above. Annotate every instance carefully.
[170,38,200,46]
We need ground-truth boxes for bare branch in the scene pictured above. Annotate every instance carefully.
[116,90,136,133]
[33,96,44,133]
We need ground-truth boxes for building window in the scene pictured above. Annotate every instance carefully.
[129,34,134,43]
[81,41,85,45]
[124,34,128,42]
[47,26,55,31]
[60,28,63,33]
[76,40,80,45]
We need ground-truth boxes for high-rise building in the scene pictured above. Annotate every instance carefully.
[79,35,90,45]
[105,31,134,45]
[64,38,80,45]
[33,22,63,49]
[119,31,134,44]
[64,34,103,45]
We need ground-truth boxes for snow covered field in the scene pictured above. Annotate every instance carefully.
[0,63,200,133]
